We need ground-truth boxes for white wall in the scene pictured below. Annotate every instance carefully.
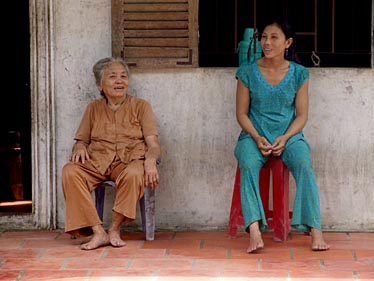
[54,0,374,232]
[307,68,374,230]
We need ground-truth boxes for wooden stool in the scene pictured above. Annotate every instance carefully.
[95,182,156,241]
[228,157,292,241]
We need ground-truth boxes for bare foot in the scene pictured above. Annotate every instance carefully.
[108,229,126,247]
[108,210,127,247]
[311,228,330,251]
[80,235,93,245]
[80,232,109,250]
[247,221,264,253]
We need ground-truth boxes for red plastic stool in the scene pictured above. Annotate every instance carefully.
[228,157,292,242]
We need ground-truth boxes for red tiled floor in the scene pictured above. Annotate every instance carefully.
[0,230,373,280]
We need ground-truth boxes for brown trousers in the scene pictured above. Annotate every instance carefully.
[62,157,144,237]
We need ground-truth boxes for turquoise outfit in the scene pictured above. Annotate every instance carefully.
[234,61,321,233]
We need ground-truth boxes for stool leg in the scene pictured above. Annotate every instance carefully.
[141,187,155,241]
[271,160,290,242]
[95,185,106,221]
[228,165,244,237]
[139,194,146,232]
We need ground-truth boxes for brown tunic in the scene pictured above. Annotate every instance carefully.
[75,95,158,174]
[62,95,158,236]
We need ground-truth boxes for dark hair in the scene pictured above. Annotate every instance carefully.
[257,16,301,63]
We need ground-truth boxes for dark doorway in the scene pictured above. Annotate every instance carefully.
[0,2,32,213]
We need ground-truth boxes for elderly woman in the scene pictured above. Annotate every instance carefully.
[62,57,161,250]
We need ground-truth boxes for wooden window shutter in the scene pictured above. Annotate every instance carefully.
[112,0,198,68]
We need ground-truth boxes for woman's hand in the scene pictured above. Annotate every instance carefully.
[70,141,90,164]
[271,136,287,157]
[144,158,159,189]
[256,136,273,156]
[144,135,161,189]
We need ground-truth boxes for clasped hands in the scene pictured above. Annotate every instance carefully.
[256,136,287,157]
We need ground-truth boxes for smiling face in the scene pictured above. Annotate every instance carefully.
[98,62,129,103]
[260,24,293,59]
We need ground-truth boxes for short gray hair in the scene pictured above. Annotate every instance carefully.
[92,57,130,86]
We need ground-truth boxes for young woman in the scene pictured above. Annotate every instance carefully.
[234,17,330,253]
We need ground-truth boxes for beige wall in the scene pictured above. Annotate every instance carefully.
[11,0,371,232]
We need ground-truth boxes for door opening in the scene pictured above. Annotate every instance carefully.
[0,1,31,213]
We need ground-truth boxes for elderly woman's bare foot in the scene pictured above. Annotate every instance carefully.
[80,233,109,250]
[108,229,126,247]
[80,235,93,245]
[311,228,330,251]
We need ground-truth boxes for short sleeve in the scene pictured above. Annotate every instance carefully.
[139,100,159,138]
[294,63,310,89]
[74,102,94,144]
[235,64,251,88]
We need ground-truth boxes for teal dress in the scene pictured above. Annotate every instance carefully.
[234,61,321,233]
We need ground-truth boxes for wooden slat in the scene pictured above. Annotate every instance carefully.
[125,58,192,68]
[124,30,188,38]
[124,0,187,3]
[123,21,188,29]
[124,4,188,12]
[124,47,189,58]
[124,38,189,47]
[124,12,188,21]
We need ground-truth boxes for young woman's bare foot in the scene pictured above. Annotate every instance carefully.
[247,221,264,253]
[80,226,109,250]
[108,229,126,247]
[311,228,330,251]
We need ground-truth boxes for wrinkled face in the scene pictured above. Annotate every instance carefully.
[99,62,129,100]
[260,24,292,59]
